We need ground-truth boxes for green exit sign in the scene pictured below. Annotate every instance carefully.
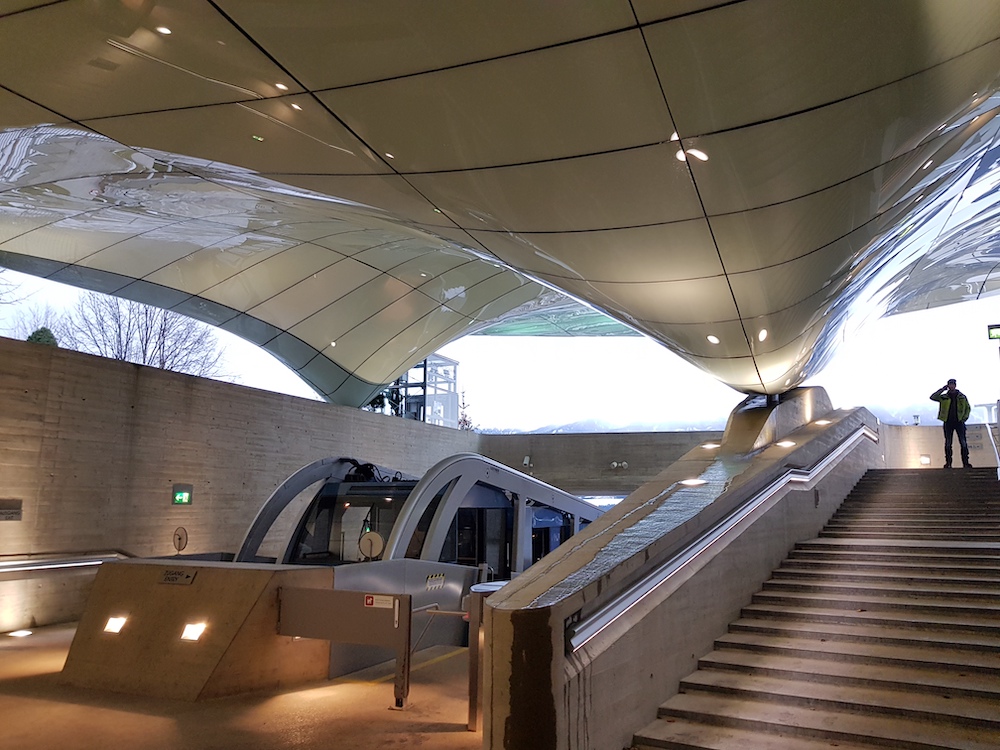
[990,324,1000,340]
[172,484,193,505]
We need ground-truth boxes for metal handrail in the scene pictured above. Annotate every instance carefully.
[565,424,879,653]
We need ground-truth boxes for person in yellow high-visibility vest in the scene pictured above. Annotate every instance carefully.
[930,379,972,468]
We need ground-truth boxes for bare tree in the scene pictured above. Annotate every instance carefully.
[8,303,65,341]
[0,270,24,306]
[61,292,226,378]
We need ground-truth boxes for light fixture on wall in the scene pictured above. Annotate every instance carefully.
[610,461,629,470]
[181,622,207,641]
[919,455,931,465]
[104,616,127,634]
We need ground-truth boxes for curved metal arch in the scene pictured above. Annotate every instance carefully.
[235,456,357,563]
[383,453,600,570]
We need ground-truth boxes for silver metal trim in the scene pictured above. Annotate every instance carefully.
[566,425,879,653]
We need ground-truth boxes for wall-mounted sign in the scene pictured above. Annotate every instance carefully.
[172,483,193,505]
[988,324,1000,340]
[0,498,22,522]
[160,568,197,585]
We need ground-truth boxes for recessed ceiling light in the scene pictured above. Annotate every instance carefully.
[814,419,831,426]
[329,341,336,348]
[275,83,288,91]
[707,335,720,344]
[686,149,709,162]
[758,329,768,342]
[181,622,207,641]
[251,135,264,142]
[675,149,687,161]
[670,131,679,142]
[7,630,31,638]
[776,440,796,448]
[680,478,707,486]
[702,442,720,449]
[290,103,302,111]
[385,153,395,159]
[923,160,932,169]
[155,26,171,35]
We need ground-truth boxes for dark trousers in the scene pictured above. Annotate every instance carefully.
[943,421,969,466]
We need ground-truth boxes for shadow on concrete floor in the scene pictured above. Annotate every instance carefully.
[0,623,481,750]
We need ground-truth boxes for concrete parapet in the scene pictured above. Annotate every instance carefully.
[483,396,884,750]
[60,560,332,700]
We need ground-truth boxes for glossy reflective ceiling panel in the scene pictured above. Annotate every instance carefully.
[1,3,1000,404]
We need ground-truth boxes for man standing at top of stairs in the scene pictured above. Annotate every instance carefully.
[931,378,972,469]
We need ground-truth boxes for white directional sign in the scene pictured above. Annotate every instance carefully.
[159,568,197,585]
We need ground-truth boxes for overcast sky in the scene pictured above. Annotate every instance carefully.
[5,269,1000,431]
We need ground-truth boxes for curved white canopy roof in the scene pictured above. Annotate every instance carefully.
[1,1,999,404]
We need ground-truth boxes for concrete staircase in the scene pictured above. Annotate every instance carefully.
[633,467,1000,750]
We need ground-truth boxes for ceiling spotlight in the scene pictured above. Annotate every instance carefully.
[7,630,32,638]
[385,153,395,159]
[680,478,707,486]
[707,335,720,344]
[676,149,687,161]
[758,329,768,342]
[275,83,288,91]
[155,26,172,35]
[814,419,831,426]
[776,440,796,448]
[290,103,302,111]
[251,134,264,142]
[923,160,933,169]
[670,131,679,142]
[329,341,336,348]
[702,442,720,449]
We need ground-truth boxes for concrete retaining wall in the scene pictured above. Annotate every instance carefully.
[0,336,477,631]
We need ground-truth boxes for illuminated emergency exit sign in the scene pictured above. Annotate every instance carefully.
[172,484,193,505]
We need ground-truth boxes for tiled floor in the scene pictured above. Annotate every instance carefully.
[1,623,482,750]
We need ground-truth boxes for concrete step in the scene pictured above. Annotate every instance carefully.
[794,538,1000,557]
[819,530,1000,540]
[714,631,1000,675]
[643,692,1000,749]
[751,589,1000,617]
[697,648,1000,701]
[777,559,1000,576]
[678,670,1000,728]
[634,716,882,750]
[740,603,1000,637]
[788,548,1000,566]
[772,565,1000,585]
[760,578,1000,602]
[728,616,1000,653]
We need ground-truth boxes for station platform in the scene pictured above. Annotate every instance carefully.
[1,623,481,750]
